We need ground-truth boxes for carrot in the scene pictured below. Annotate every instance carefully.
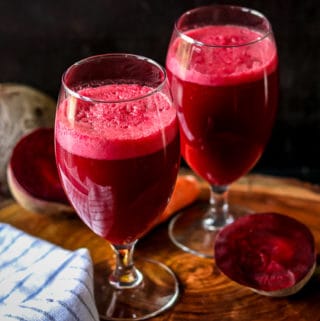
[157,174,201,225]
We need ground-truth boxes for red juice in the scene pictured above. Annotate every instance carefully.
[166,25,278,186]
[55,84,180,245]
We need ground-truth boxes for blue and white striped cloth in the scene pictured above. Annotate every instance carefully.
[0,223,99,321]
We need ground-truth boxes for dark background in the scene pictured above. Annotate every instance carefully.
[1,0,319,183]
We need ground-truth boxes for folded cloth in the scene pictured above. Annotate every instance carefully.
[0,223,99,321]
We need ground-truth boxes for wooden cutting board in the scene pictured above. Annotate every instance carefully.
[1,173,320,321]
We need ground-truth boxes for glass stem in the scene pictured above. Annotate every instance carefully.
[203,185,234,231]
[109,241,143,289]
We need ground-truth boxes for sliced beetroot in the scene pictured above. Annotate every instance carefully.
[7,127,73,215]
[214,212,316,296]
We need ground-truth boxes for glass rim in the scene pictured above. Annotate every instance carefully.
[61,53,167,104]
[174,4,273,48]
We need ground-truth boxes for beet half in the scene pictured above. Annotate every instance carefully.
[7,127,74,215]
[214,212,316,297]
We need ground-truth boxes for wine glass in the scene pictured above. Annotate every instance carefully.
[166,5,279,258]
[54,53,180,320]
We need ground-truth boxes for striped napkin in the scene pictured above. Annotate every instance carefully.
[0,223,99,321]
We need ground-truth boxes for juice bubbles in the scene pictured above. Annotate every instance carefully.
[166,25,278,186]
[55,84,180,245]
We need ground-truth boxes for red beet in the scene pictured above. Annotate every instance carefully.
[214,212,316,296]
[7,127,74,215]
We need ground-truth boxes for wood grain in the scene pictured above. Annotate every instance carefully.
[1,173,320,321]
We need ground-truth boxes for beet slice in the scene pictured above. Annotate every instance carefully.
[7,127,74,215]
[214,212,316,296]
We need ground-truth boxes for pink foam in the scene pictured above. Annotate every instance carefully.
[56,84,177,159]
[167,25,278,86]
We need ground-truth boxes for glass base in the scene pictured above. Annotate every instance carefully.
[168,201,251,258]
[94,258,179,320]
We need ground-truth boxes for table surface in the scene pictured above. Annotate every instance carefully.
[1,173,320,321]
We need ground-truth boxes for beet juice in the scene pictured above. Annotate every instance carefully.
[55,84,180,245]
[166,25,278,186]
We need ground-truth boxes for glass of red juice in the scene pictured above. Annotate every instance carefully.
[54,53,180,320]
[166,5,279,258]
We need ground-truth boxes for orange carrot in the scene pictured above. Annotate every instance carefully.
[157,174,201,225]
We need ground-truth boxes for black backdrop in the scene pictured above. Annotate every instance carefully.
[1,0,319,182]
